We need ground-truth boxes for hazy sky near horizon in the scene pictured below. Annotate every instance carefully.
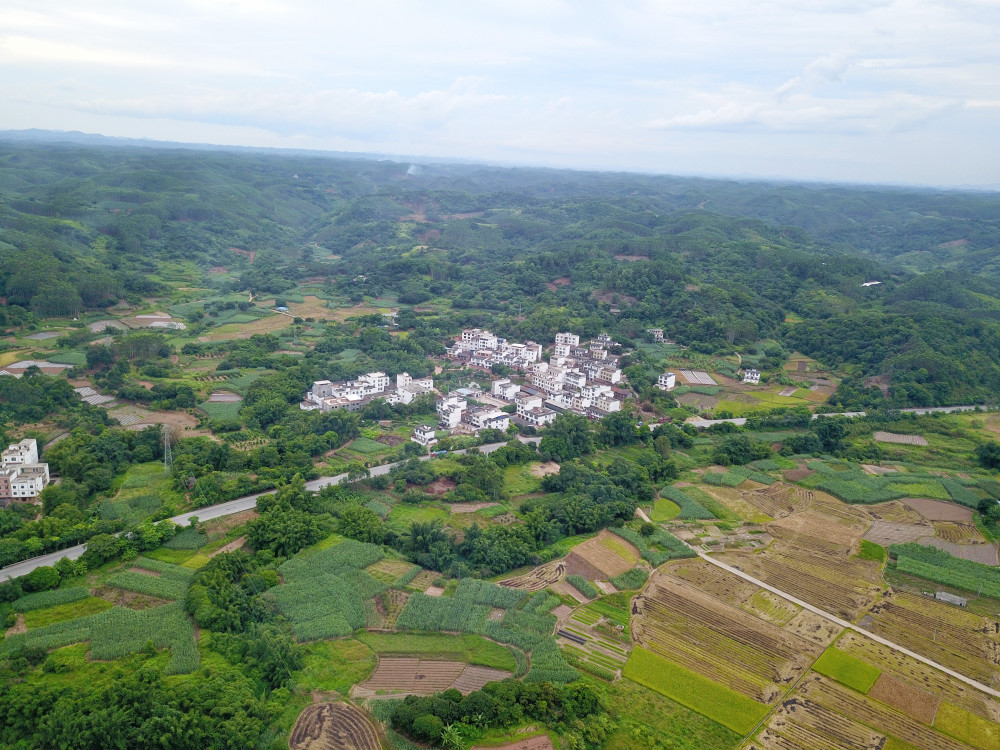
[2,1,998,186]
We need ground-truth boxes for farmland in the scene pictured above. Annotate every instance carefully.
[289,702,381,750]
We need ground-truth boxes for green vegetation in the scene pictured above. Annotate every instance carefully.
[890,543,1000,599]
[608,525,695,565]
[935,702,1000,749]
[623,647,770,734]
[567,575,600,599]
[660,485,716,519]
[13,587,91,612]
[857,540,887,563]
[610,568,649,590]
[812,646,881,693]
[650,497,680,521]
[354,632,517,672]
[23,597,112,629]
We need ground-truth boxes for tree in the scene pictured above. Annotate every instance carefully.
[814,417,847,453]
[346,461,370,482]
[539,412,593,461]
[977,441,1000,470]
[338,506,385,544]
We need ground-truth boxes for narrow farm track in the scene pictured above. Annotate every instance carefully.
[696,550,1000,700]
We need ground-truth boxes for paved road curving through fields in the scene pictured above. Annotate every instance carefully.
[0,437,541,582]
[695,549,1000,700]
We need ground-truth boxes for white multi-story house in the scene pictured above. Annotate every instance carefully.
[657,372,676,390]
[461,328,499,351]
[437,394,467,428]
[522,406,557,426]
[647,328,664,342]
[554,332,580,347]
[742,368,761,385]
[465,406,510,432]
[524,342,543,361]
[492,379,521,400]
[564,371,587,390]
[554,343,572,358]
[0,439,49,504]
[515,393,544,417]
[411,425,438,447]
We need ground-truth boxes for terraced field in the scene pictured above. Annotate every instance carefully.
[289,702,380,750]
[862,590,1000,686]
[354,657,512,697]
[632,573,823,703]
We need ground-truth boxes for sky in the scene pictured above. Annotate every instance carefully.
[1,1,998,187]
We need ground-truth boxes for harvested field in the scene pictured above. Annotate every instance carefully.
[201,509,258,537]
[863,590,1000,686]
[499,560,566,591]
[769,511,863,548]
[423,586,445,597]
[665,559,758,607]
[377,589,409,628]
[836,630,1000,723]
[718,539,884,621]
[783,610,841,647]
[868,673,940,724]
[697,485,774,522]
[867,501,925,524]
[551,604,574,620]
[903,498,973,522]
[864,520,933,547]
[633,572,824,703]
[933,521,987,545]
[874,431,929,446]
[551,580,588,603]
[564,531,640,579]
[742,590,799,626]
[207,391,242,402]
[356,658,511,696]
[449,665,513,693]
[472,737,554,750]
[289,702,380,750]
[405,570,438,592]
[862,464,896,475]
[207,536,246,558]
[366,559,417,582]
[749,695,883,750]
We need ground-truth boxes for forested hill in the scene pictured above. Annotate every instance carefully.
[2,136,1000,408]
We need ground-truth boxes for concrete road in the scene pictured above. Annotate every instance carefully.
[686,404,989,429]
[0,437,541,582]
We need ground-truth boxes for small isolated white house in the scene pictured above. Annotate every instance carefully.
[411,425,438,448]
[657,372,676,390]
[742,368,761,385]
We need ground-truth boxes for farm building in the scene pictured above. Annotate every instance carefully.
[934,591,967,607]
[742,368,761,385]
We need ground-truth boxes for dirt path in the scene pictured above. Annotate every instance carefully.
[634,507,652,523]
[4,613,26,637]
[208,536,246,558]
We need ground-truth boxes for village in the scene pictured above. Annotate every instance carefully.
[300,328,674,448]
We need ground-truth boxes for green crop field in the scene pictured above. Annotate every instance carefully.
[355,632,517,672]
[23,597,112,629]
[622,647,770,734]
[812,646,881,693]
[651,497,680,521]
[13,587,92,612]
[934,702,1000,749]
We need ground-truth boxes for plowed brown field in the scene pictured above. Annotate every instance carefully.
[289,702,380,750]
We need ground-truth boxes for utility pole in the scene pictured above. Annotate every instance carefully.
[163,424,173,475]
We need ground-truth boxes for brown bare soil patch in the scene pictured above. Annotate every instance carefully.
[903,498,973,522]
[208,536,247,558]
[868,673,940,723]
[375,434,403,447]
[614,254,649,262]
[861,463,895,475]
[863,520,932,547]
[499,560,567,591]
[590,290,638,307]
[551,579,588,603]
[873,431,928,446]
[356,658,465,695]
[406,570,437,592]
[228,247,255,262]
[919,538,999,565]
[472,737,554,750]
[201,509,259,537]
[5,614,26,637]
[783,468,814,482]
[564,531,639,579]
[423,586,445,597]
[126,409,206,435]
[450,665,513,694]
[551,604,574,620]
[289,702,380,750]
[92,585,168,610]
[129,566,161,577]
[448,503,498,516]
[423,477,456,497]
[530,461,560,478]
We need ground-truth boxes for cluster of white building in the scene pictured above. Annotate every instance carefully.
[0,439,50,505]
[435,388,510,432]
[302,372,434,413]
[446,328,544,371]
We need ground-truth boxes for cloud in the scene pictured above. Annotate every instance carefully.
[776,50,858,97]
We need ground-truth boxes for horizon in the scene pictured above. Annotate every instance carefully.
[2,2,998,189]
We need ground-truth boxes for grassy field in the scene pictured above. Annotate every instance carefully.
[23,597,112,629]
[622,647,770,734]
[385,503,449,531]
[650,497,681,521]
[354,632,517,671]
[934,702,1000,749]
[292,639,376,696]
[198,401,242,420]
[812,646,881,693]
[503,463,544,496]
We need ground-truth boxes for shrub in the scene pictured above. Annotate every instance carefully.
[610,568,649,590]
